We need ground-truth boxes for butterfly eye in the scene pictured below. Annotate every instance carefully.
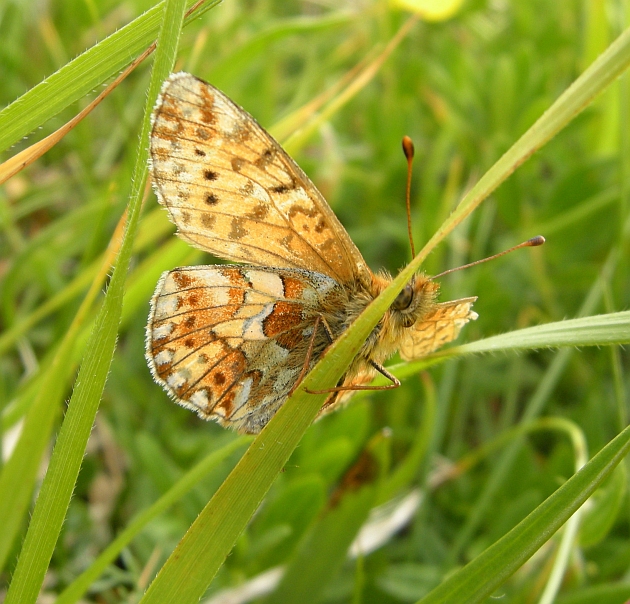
[391,284,414,311]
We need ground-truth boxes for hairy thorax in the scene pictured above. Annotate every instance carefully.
[319,270,440,384]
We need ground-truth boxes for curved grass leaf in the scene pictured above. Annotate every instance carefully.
[416,423,630,604]
[456,311,630,353]
[0,0,218,153]
[445,244,624,562]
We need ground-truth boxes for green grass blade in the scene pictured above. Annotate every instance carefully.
[447,246,623,561]
[0,215,124,573]
[416,423,630,604]
[209,13,353,88]
[56,436,249,604]
[556,583,630,604]
[455,310,630,354]
[371,311,630,384]
[0,0,217,153]
[2,0,189,600]
[264,432,390,604]
[378,376,436,503]
[422,25,630,264]
[443,418,587,604]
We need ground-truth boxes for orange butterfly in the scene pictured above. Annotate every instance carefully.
[146,73,477,434]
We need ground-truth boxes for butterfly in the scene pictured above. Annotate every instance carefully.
[146,72,477,434]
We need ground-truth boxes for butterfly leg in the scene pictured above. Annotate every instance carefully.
[306,360,401,395]
[287,314,334,397]
[367,361,401,389]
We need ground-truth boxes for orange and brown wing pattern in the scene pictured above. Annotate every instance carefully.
[399,297,478,361]
[146,265,340,434]
[149,72,371,288]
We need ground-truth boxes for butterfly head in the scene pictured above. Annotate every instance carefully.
[378,274,439,329]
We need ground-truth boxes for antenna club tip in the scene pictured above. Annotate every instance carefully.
[402,135,415,159]
[528,235,546,246]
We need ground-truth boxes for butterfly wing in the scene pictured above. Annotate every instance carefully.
[399,297,478,361]
[146,265,340,434]
[150,72,371,288]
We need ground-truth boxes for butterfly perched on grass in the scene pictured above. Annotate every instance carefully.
[146,72,477,434]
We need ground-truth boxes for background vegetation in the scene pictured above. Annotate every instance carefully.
[1,0,629,602]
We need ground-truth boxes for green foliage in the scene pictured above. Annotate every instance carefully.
[1,1,629,603]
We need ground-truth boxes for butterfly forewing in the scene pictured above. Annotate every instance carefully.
[150,72,371,287]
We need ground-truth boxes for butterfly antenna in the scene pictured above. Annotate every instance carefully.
[431,236,546,280]
[402,136,416,259]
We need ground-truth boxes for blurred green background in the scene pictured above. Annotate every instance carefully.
[1,0,629,602]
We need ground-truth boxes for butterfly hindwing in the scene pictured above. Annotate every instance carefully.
[146,265,340,433]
